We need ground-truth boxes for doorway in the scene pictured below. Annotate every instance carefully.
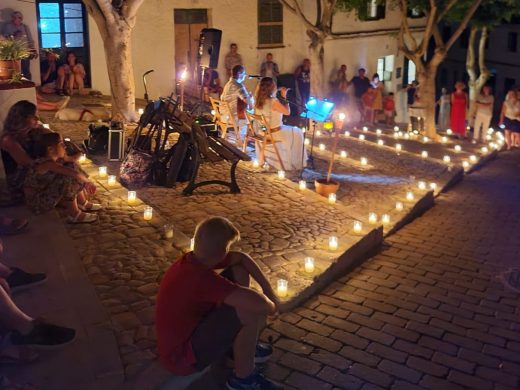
[36,1,91,86]
[174,9,208,82]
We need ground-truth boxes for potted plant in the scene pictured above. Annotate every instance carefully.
[0,37,31,80]
[315,114,345,197]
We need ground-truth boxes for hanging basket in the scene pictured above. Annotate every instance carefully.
[315,178,339,197]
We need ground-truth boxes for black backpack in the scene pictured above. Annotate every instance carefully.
[84,124,109,155]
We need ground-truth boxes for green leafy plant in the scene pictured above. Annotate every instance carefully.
[0,37,31,61]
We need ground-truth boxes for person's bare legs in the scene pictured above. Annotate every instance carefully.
[0,284,33,335]
[56,66,67,91]
[227,263,263,378]
[73,64,86,95]
[66,73,75,95]
[505,129,512,150]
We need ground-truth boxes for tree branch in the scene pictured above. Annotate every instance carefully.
[466,25,477,83]
[95,0,116,24]
[477,26,490,82]
[82,0,109,38]
[279,0,319,32]
[432,24,444,48]
[445,0,483,51]
[419,2,437,56]
[124,0,145,21]
[436,0,458,23]
[399,0,418,52]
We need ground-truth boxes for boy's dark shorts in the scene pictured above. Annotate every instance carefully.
[191,267,242,371]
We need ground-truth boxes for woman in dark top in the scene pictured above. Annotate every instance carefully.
[0,101,39,203]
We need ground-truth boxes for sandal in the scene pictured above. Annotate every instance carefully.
[67,211,97,224]
[79,202,102,212]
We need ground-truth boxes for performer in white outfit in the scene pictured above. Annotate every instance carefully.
[254,77,307,171]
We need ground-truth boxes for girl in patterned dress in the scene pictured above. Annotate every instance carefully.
[24,133,100,223]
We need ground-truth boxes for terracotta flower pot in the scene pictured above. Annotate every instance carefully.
[0,60,20,80]
[315,178,339,197]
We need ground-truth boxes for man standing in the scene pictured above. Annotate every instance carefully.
[224,43,243,78]
[260,53,280,83]
[294,59,311,108]
[221,65,253,144]
[2,11,37,80]
[473,85,494,144]
[350,68,371,121]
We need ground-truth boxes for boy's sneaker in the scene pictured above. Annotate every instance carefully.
[227,371,283,390]
[6,268,47,292]
[255,342,273,363]
[10,319,76,348]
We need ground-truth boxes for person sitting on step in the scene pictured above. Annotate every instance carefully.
[156,216,283,390]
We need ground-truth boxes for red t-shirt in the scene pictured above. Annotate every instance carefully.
[362,92,375,109]
[155,253,238,375]
[383,97,395,111]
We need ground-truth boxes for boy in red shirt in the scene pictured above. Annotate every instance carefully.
[383,93,396,126]
[156,217,282,390]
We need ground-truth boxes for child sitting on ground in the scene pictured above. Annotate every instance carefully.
[156,216,283,390]
[24,133,101,223]
[383,93,396,126]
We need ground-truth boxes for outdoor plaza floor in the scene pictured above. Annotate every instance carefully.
[2,95,519,390]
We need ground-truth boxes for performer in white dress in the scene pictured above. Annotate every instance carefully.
[254,77,307,171]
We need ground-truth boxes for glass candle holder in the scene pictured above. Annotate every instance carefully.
[377,139,384,146]
[469,155,477,163]
[329,236,338,251]
[368,213,377,225]
[360,157,368,166]
[319,143,326,151]
[359,134,365,141]
[252,159,259,168]
[316,130,322,137]
[362,126,368,132]
[406,191,414,201]
[190,237,195,251]
[443,155,451,164]
[481,146,489,154]
[417,181,426,190]
[107,175,116,186]
[277,170,285,179]
[98,166,108,177]
[454,145,462,152]
[462,161,470,169]
[277,279,288,297]
[382,214,390,225]
[328,193,337,204]
[441,136,448,143]
[354,220,363,232]
[396,201,404,211]
[395,144,402,152]
[304,138,310,145]
[143,206,153,221]
[429,182,437,190]
[79,154,87,163]
[340,150,348,158]
[304,257,315,273]
[163,224,174,239]
[128,191,137,204]
[344,131,350,137]
[299,180,306,190]
[421,151,428,158]
[376,129,382,135]
[446,129,453,135]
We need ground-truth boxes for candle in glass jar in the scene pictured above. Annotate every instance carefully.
[128,191,137,203]
[421,151,428,158]
[359,134,365,141]
[107,175,116,186]
[143,206,153,221]
[360,157,368,166]
[277,279,288,297]
[469,155,477,163]
[429,182,437,190]
[277,170,285,179]
[446,129,453,135]
[443,155,451,164]
[418,181,426,190]
[423,136,429,143]
[99,166,108,177]
[79,154,86,163]
[138,108,144,115]
[316,130,321,136]
[319,143,326,151]
[376,129,382,135]
[304,257,315,273]
[304,138,310,145]
[344,131,350,137]
[354,220,363,232]
[328,193,337,204]
[252,159,259,168]
[299,180,307,190]
[340,150,347,158]
[462,160,470,169]
[481,146,489,154]
[377,139,384,146]
[441,136,448,143]
[454,145,462,152]
[329,236,338,250]
[395,143,402,152]
[368,213,377,224]
[362,126,368,132]
[382,214,390,225]
[190,237,195,251]
[406,191,414,201]
[42,123,50,129]
[164,224,174,239]
[396,201,404,211]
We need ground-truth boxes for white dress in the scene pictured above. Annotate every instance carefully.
[255,98,307,171]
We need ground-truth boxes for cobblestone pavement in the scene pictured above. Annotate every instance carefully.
[261,150,520,390]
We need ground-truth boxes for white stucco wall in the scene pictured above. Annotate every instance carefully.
[0,0,40,84]
[87,0,425,100]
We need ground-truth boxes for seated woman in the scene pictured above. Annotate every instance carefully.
[254,77,307,171]
[24,132,100,223]
[57,51,86,96]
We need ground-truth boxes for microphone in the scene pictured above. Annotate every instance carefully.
[247,75,262,79]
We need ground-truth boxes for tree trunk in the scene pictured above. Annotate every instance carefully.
[307,30,325,99]
[467,27,491,124]
[102,22,137,122]
[417,70,438,139]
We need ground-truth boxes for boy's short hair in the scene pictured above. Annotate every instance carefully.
[194,217,240,252]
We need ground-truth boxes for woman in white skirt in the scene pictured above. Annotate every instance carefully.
[254,77,307,171]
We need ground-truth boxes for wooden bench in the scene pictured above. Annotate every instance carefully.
[182,124,251,195]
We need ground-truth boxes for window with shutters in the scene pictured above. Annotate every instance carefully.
[258,0,283,47]
[359,0,386,21]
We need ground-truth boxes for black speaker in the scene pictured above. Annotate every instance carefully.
[198,28,222,69]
